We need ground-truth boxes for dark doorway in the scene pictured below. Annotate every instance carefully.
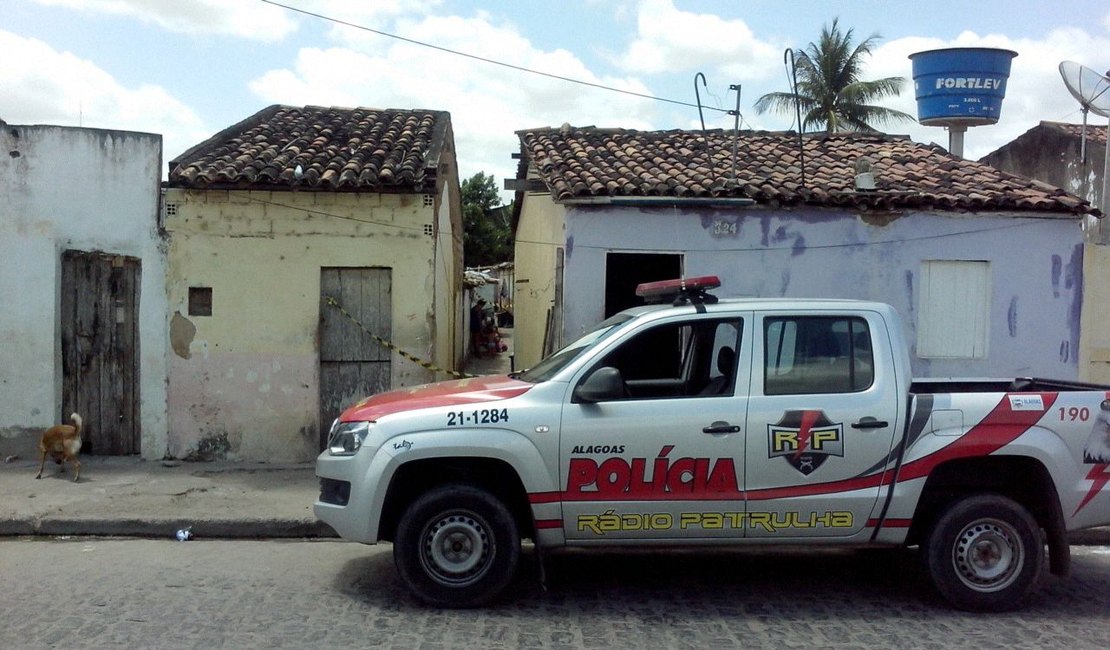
[60,250,141,455]
[604,252,683,318]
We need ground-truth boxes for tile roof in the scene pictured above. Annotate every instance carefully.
[168,105,449,192]
[516,126,1095,215]
[1039,121,1109,146]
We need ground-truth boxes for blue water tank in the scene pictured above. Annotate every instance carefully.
[909,48,1017,126]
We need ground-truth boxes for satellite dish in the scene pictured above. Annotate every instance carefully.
[1058,61,1110,164]
[1060,61,1110,118]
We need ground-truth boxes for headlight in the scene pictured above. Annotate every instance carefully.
[328,420,372,456]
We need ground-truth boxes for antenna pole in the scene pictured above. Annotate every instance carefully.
[694,73,708,134]
[1103,114,1110,226]
[784,49,806,188]
[729,84,741,181]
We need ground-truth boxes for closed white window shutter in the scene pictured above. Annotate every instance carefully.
[917,260,990,359]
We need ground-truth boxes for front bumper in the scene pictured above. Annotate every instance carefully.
[314,450,380,544]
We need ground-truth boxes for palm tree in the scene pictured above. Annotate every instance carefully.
[755,19,915,133]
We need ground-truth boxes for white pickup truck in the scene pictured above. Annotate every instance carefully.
[315,277,1110,611]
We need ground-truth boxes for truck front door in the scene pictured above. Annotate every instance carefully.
[559,314,751,542]
[744,312,901,539]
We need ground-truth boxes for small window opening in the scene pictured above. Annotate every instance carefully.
[189,287,213,316]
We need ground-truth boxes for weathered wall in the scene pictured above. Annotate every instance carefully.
[434,161,465,377]
[0,125,167,459]
[164,189,443,462]
[1080,243,1110,384]
[557,205,1083,380]
[982,126,1105,219]
[982,124,1108,384]
[512,192,566,368]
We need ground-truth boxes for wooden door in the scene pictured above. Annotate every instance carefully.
[319,267,392,449]
[60,250,141,455]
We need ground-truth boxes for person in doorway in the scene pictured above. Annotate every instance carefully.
[470,299,487,355]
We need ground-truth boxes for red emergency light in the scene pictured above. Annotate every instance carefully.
[635,275,721,306]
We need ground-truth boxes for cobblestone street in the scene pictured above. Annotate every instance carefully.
[2,539,1108,649]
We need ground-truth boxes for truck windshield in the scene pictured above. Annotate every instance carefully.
[516,313,635,383]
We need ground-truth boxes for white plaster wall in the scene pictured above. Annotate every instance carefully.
[164,189,443,462]
[560,206,1084,380]
[0,125,167,458]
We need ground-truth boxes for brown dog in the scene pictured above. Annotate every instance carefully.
[35,413,83,482]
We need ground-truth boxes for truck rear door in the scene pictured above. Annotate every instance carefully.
[744,311,901,539]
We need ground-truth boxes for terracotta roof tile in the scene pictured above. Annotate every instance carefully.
[168,105,448,192]
[1043,121,1109,145]
[517,126,1095,215]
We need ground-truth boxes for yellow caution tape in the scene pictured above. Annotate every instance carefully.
[323,296,472,379]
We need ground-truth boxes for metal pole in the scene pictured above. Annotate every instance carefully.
[1101,115,1110,242]
[948,126,966,158]
[1103,116,1110,216]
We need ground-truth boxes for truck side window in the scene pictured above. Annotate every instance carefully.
[764,317,873,395]
[593,318,742,399]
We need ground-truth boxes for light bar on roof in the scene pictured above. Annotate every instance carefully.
[635,275,721,304]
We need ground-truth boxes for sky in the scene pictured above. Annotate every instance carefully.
[3,0,1109,201]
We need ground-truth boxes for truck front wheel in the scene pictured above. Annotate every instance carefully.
[393,484,520,607]
[924,494,1044,611]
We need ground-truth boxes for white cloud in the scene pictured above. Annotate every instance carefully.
[32,0,297,41]
[618,0,785,81]
[0,30,209,167]
[249,12,657,197]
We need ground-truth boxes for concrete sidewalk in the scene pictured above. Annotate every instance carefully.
[0,332,519,541]
[0,456,334,539]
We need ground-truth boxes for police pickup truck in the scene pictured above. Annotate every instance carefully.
[315,276,1110,611]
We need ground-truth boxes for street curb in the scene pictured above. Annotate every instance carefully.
[1067,528,1110,546]
[0,517,338,539]
[1,515,1105,544]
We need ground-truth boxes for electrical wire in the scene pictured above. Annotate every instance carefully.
[258,0,730,114]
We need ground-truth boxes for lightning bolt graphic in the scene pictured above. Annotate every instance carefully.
[793,410,821,460]
[1073,463,1110,517]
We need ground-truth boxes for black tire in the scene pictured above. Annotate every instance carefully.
[393,484,520,607]
[924,494,1044,612]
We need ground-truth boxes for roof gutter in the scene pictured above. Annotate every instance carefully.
[560,196,756,208]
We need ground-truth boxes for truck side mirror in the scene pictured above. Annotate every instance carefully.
[573,367,626,403]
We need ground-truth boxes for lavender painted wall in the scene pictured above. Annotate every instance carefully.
[562,206,1083,380]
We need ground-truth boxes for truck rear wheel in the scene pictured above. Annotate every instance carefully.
[393,484,520,607]
[924,494,1043,612]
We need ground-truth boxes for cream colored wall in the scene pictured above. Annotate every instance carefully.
[434,168,465,379]
[512,192,566,369]
[164,188,442,461]
[1080,242,1110,384]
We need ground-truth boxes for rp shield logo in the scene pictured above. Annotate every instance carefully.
[768,410,844,475]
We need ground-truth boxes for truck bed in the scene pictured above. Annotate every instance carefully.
[911,377,1110,394]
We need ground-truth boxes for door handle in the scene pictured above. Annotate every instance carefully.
[703,421,741,434]
[852,417,888,430]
